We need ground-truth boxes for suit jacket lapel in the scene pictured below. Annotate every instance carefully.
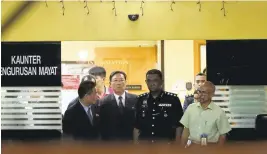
[76,101,87,116]
[125,92,130,108]
[76,101,93,127]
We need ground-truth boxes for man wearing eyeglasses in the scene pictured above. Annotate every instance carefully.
[62,80,100,140]
[99,71,138,141]
[180,81,231,147]
[66,74,97,110]
[67,66,111,109]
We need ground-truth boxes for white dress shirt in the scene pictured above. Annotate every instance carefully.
[113,92,126,107]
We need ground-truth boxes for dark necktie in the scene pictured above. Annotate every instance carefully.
[87,106,93,125]
[118,96,124,114]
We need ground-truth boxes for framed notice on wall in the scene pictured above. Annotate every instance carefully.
[62,75,80,90]
[1,42,61,87]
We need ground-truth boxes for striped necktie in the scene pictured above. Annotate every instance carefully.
[118,96,124,114]
[87,106,93,125]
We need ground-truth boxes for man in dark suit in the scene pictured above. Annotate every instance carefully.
[66,74,96,110]
[62,80,100,140]
[99,71,138,141]
[66,66,112,111]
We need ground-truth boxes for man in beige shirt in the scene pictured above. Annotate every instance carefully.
[180,81,231,146]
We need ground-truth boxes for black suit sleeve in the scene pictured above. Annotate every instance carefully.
[62,110,74,135]
[134,98,142,129]
[173,96,184,128]
[99,98,109,140]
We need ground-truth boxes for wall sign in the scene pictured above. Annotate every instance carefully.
[62,75,80,90]
[126,85,142,90]
[1,42,61,87]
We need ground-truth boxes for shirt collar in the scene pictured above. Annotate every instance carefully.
[79,100,91,111]
[104,86,108,94]
[113,91,126,100]
[148,90,164,100]
[105,86,112,94]
[196,102,214,110]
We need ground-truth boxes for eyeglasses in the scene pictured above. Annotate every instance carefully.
[111,80,125,83]
[196,89,208,95]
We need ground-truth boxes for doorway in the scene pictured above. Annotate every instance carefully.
[194,40,206,75]
[94,46,157,95]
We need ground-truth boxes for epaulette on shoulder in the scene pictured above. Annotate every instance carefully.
[138,92,149,98]
[164,91,178,97]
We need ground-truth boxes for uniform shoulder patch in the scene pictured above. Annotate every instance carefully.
[164,91,178,97]
[138,92,149,98]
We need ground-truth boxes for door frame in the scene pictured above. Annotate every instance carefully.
[194,40,206,76]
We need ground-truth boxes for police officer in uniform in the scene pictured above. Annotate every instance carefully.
[183,73,206,111]
[134,69,184,143]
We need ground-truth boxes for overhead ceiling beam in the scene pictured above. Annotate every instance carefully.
[2,1,37,36]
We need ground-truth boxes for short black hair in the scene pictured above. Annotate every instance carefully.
[78,81,96,99]
[81,74,96,83]
[109,71,127,82]
[89,66,106,78]
[196,72,206,76]
[203,68,207,74]
[146,69,163,80]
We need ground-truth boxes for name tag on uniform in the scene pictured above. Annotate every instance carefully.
[158,104,172,107]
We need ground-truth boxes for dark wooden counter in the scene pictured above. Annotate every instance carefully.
[2,141,267,154]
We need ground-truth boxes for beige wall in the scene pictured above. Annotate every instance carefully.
[200,45,207,72]
[164,40,194,101]
[62,40,195,92]
[157,41,162,70]
[61,41,158,62]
